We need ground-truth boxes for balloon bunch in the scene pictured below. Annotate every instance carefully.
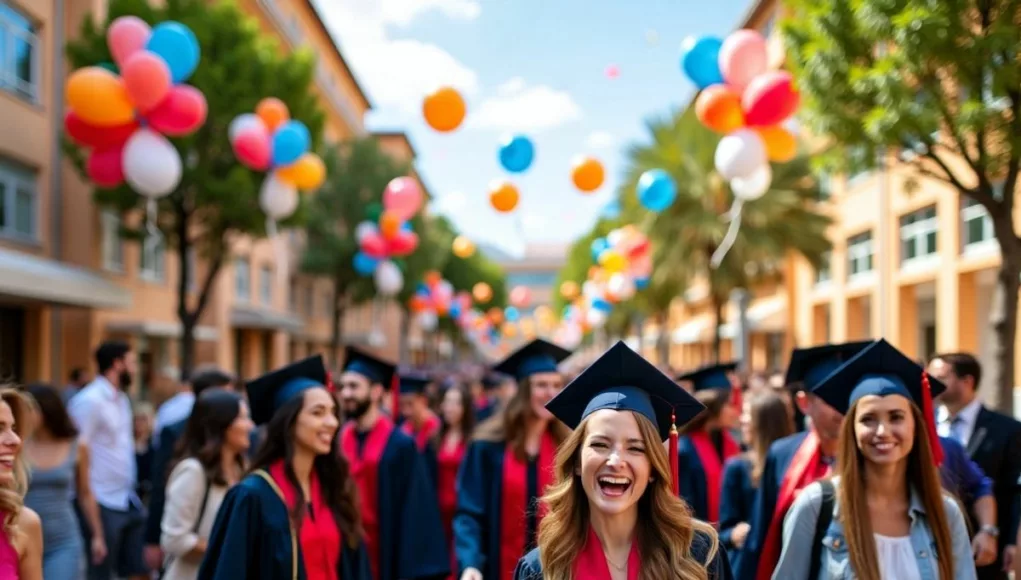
[680,30,800,267]
[408,272,470,331]
[353,177,425,297]
[66,17,207,197]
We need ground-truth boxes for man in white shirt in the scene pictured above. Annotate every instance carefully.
[69,340,149,580]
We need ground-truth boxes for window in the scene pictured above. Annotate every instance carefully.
[0,2,38,101]
[235,258,251,301]
[847,231,874,277]
[900,205,938,263]
[961,198,994,248]
[140,233,166,281]
[815,251,832,284]
[0,157,35,240]
[100,210,123,271]
[260,265,272,305]
[766,332,784,371]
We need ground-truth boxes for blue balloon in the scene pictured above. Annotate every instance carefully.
[635,277,650,290]
[271,121,311,167]
[449,304,462,319]
[680,36,724,89]
[637,169,677,212]
[591,298,612,312]
[601,199,621,219]
[590,237,609,261]
[146,22,200,84]
[498,135,535,173]
[353,252,379,276]
[505,307,520,322]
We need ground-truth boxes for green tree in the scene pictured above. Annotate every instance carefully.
[66,0,324,377]
[784,0,1021,410]
[301,138,407,366]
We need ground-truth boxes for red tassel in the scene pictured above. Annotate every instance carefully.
[921,371,944,465]
[391,373,400,419]
[669,410,679,496]
[324,370,334,393]
[731,386,743,415]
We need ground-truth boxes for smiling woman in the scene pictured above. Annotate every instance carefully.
[0,387,42,580]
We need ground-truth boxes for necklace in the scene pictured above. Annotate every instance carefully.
[605,554,626,571]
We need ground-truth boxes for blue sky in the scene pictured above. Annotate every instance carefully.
[316,0,752,255]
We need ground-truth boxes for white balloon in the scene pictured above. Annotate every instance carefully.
[715,129,767,181]
[607,273,636,300]
[355,221,377,243]
[259,174,299,219]
[559,324,583,349]
[586,308,608,328]
[606,229,625,248]
[418,309,438,331]
[731,163,773,201]
[374,260,403,296]
[228,113,267,143]
[122,129,182,198]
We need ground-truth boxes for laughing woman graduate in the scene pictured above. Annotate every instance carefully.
[197,355,371,580]
[454,339,574,580]
[514,341,732,580]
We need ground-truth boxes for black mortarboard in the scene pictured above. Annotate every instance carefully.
[546,341,706,441]
[676,362,738,392]
[785,341,873,390]
[492,339,572,381]
[246,355,329,425]
[398,373,431,395]
[481,372,510,391]
[342,346,397,387]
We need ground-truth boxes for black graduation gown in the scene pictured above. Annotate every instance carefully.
[719,456,757,573]
[197,471,372,580]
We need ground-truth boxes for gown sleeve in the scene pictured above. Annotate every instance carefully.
[736,450,778,580]
[692,530,735,580]
[453,440,489,574]
[396,441,452,579]
[341,540,374,580]
[718,458,745,549]
[197,483,263,580]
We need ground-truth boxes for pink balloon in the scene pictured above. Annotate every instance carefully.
[719,30,768,93]
[742,71,800,127]
[107,16,152,68]
[387,230,419,256]
[121,51,172,112]
[382,177,423,221]
[510,286,532,308]
[361,233,388,259]
[146,85,208,137]
[87,146,125,188]
[233,127,271,171]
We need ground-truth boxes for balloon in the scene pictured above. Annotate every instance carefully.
[586,309,607,329]
[360,232,387,259]
[122,129,182,198]
[472,282,492,304]
[276,154,326,189]
[742,71,801,127]
[504,307,520,323]
[637,169,677,212]
[599,250,626,273]
[719,30,768,92]
[233,126,271,171]
[86,147,125,188]
[607,273,636,301]
[452,236,475,258]
[382,177,423,221]
[487,307,504,325]
[375,261,403,296]
[560,280,580,300]
[353,252,379,276]
[418,310,439,332]
[146,85,207,136]
[425,271,442,287]
[355,221,377,243]
[509,286,532,308]
[499,135,534,173]
[65,112,137,149]
[715,129,767,180]
[680,36,724,89]
[731,163,772,201]
[387,230,419,256]
[107,16,151,67]
[256,98,290,132]
[755,126,798,162]
[145,22,200,83]
[488,180,519,213]
[590,238,609,261]
[65,67,135,127]
[271,121,311,167]
[423,87,466,132]
[121,51,171,112]
[258,173,298,219]
[379,211,402,240]
[695,85,745,134]
[571,156,604,193]
[635,277,650,290]
[229,114,266,143]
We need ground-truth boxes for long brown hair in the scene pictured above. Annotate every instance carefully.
[680,388,731,435]
[438,379,476,441]
[835,399,954,580]
[744,391,794,485]
[537,412,720,580]
[0,388,31,545]
[473,375,569,458]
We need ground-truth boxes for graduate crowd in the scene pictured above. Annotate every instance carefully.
[0,335,1017,580]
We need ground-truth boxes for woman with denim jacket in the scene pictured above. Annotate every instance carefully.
[772,339,976,580]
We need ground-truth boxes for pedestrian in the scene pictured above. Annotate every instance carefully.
[0,386,43,580]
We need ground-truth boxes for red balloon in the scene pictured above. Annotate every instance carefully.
[121,51,172,113]
[146,85,208,137]
[233,127,271,171]
[742,71,800,127]
[65,112,138,149]
[387,230,419,256]
[360,232,388,259]
[86,147,125,188]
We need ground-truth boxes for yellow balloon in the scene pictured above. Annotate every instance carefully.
[452,236,476,258]
[66,67,136,127]
[277,154,326,190]
[599,250,626,273]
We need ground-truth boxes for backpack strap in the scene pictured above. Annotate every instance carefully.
[808,479,836,580]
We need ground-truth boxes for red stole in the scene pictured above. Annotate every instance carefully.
[688,430,740,524]
[340,416,394,580]
[573,527,640,580]
[401,412,442,451]
[268,462,341,580]
[499,431,556,580]
[437,435,466,580]
[756,431,831,580]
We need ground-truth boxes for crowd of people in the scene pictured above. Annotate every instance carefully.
[0,335,1017,579]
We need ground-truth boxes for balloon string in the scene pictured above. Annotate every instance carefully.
[711,200,744,269]
[266,218,288,291]
[144,199,160,272]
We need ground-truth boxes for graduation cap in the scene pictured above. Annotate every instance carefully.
[676,362,739,392]
[492,339,572,381]
[784,341,873,390]
[398,373,431,396]
[811,338,946,464]
[342,346,397,387]
[246,355,329,425]
[481,373,510,391]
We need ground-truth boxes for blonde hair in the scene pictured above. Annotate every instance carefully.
[536,411,719,580]
[0,387,31,545]
[473,375,570,458]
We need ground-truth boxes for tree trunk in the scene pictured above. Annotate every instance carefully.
[711,294,724,364]
[994,241,1021,413]
[330,285,346,369]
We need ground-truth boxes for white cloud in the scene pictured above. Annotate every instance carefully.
[382,0,481,26]
[585,130,614,149]
[431,190,468,215]
[469,80,583,132]
[497,77,526,96]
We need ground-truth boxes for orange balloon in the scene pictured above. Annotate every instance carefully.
[571,156,604,193]
[423,87,466,132]
[276,154,326,190]
[755,126,798,162]
[560,280,580,300]
[256,97,289,131]
[473,282,492,304]
[379,210,401,239]
[488,307,505,325]
[695,86,745,134]
[489,181,519,213]
[452,236,475,258]
[66,67,136,127]
[425,270,442,287]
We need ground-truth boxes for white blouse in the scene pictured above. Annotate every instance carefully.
[161,458,230,580]
[875,534,924,580]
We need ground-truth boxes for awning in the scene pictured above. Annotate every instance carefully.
[106,320,218,341]
[0,248,131,309]
[719,296,787,338]
[230,305,303,332]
